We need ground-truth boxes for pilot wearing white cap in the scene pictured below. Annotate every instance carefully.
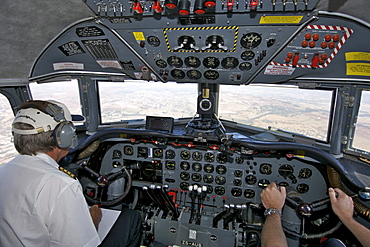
[0,100,102,247]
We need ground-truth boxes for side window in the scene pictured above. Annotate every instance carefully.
[0,94,17,166]
[29,80,83,119]
[352,90,370,152]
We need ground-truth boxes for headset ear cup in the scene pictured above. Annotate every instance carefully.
[53,122,75,148]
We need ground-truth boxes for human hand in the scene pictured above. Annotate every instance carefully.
[328,188,354,223]
[90,204,102,230]
[260,182,286,211]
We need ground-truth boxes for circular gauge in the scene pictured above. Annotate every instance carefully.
[239,62,252,71]
[216,154,228,164]
[231,188,243,197]
[153,148,163,158]
[167,56,183,68]
[234,170,243,177]
[124,145,134,155]
[200,98,212,111]
[215,186,226,195]
[185,56,201,68]
[138,147,148,158]
[296,183,309,194]
[204,70,219,80]
[180,172,190,181]
[215,176,226,185]
[142,163,155,177]
[180,182,190,190]
[279,182,289,187]
[278,164,294,179]
[112,149,122,159]
[221,57,239,69]
[187,70,202,80]
[166,161,176,170]
[258,179,270,189]
[180,150,191,160]
[155,59,167,68]
[241,50,255,61]
[192,163,202,172]
[244,189,255,199]
[170,69,185,79]
[240,32,262,49]
[147,36,161,47]
[192,151,203,161]
[233,179,242,186]
[192,173,202,182]
[216,165,227,174]
[204,164,214,173]
[260,163,272,175]
[203,57,220,69]
[245,175,257,185]
[298,168,312,179]
[165,149,176,159]
[206,185,213,194]
[204,153,215,162]
[180,161,190,170]
[203,174,214,183]
[112,161,121,168]
[235,157,244,164]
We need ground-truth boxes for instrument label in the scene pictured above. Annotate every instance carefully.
[133,32,145,41]
[53,62,84,70]
[346,52,370,62]
[346,63,370,76]
[259,16,303,24]
[264,65,295,75]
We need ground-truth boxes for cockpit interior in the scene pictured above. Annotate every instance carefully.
[1,0,370,246]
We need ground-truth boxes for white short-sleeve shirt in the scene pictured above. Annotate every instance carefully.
[0,153,101,247]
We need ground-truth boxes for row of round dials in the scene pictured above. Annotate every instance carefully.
[156,56,254,70]
[179,181,310,197]
[173,160,312,179]
[147,33,262,49]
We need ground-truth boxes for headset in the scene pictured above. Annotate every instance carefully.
[15,100,77,149]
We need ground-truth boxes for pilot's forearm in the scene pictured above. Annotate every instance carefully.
[341,217,370,247]
[261,213,288,247]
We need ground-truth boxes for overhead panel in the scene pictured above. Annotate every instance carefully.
[30,0,370,84]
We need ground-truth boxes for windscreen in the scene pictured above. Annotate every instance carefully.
[98,81,197,123]
[219,85,333,141]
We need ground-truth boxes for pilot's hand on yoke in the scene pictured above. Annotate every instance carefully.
[328,187,354,223]
[260,182,286,211]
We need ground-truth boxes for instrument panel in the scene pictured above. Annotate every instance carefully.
[99,140,328,208]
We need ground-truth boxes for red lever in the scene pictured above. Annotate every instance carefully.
[133,1,143,13]
[153,0,162,13]
[292,52,300,67]
[311,53,319,68]
[226,0,234,10]
[250,0,258,10]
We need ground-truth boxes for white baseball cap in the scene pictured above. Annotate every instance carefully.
[12,100,84,135]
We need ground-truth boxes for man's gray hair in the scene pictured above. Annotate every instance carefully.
[13,122,55,155]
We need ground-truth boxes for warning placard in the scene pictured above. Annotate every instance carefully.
[346,63,370,76]
[259,16,303,24]
[345,52,370,62]
[264,65,295,75]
